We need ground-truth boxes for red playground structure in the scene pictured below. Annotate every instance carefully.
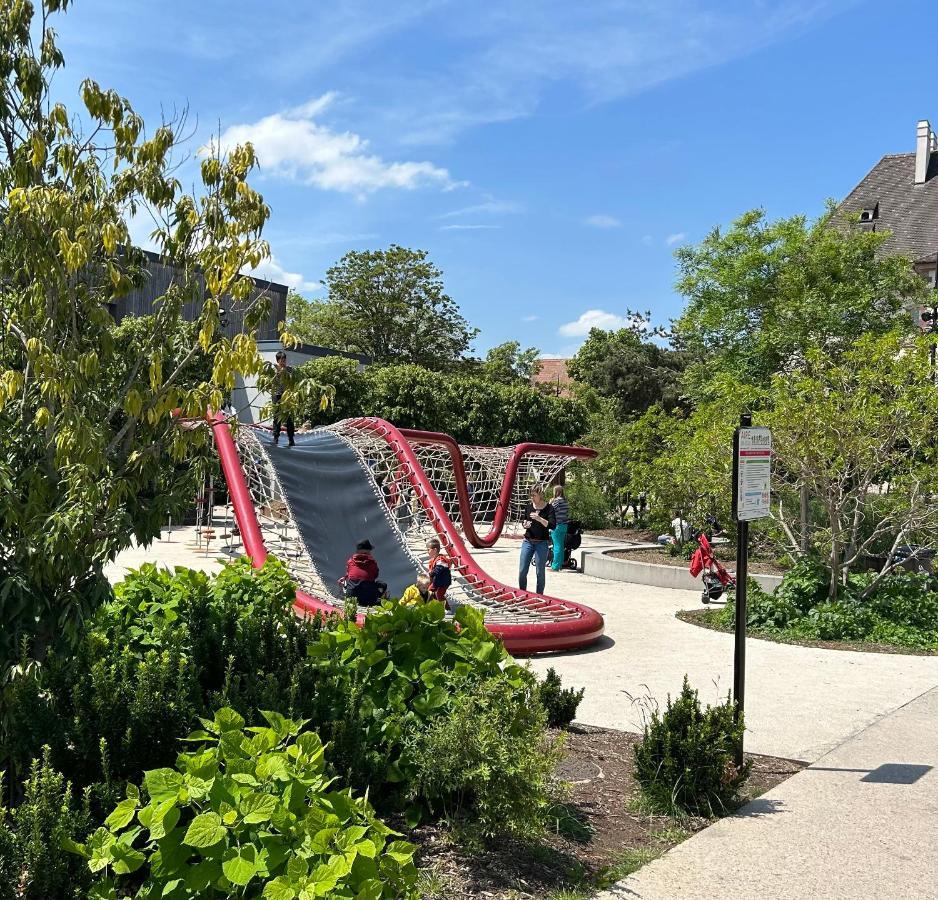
[211,415,605,654]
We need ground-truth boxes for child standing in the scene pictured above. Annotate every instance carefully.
[550,484,570,572]
[425,537,452,603]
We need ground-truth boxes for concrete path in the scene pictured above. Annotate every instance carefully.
[108,531,938,763]
[596,686,938,900]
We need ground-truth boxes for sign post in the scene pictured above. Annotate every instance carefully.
[731,414,772,768]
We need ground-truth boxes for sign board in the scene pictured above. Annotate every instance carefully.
[733,426,772,522]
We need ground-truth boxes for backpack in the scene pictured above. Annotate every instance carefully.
[430,562,452,590]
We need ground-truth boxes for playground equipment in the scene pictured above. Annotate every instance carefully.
[211,415,604,653]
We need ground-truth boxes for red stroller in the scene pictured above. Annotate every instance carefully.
[689,530,735,604]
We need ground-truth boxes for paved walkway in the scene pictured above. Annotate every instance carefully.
[596,686,938,900]
[475,537,938,762]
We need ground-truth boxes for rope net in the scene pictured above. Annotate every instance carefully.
[219,422,586,626]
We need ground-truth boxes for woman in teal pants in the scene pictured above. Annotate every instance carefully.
[550,485,570,571]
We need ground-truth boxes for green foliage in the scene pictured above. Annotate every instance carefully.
[0,0,322,673]
[633,677,750,816]
[537,668,584,729]
[768,332,938,596]
[474,340,541,384]
[296,359,591,445]
[673,207,924,397]
[405,677,560,843]
[568,327,686,420]
[286,246,479,369]
[562,470,614,530]
[718,561,938,650]
[0,558,327,795]
[0,750,93,900]
[73,708,418,899]
[304,601,534,815]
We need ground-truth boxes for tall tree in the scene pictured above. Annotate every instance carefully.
[673,208,926,396]
[476,340,541,384]
[287,246,478,369]
[0,0,303,665]
[567,327,686,419]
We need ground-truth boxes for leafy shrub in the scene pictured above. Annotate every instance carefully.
[563,474,612,530]
[537,668,584,728]
[304,600,533,813]
[717,561,938,650]
[405,676,560,842]
[633,677,750,816]
[72,707,418,899]
[0,749,93,900]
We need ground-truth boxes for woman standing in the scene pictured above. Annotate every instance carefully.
[550,485,570,572]
[518,486,556,595]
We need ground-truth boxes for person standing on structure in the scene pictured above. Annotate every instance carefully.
[272,350,295,447]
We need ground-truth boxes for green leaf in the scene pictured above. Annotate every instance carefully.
[182,811,226,848]
[145,768,184,804]
[356,879,383,900]
[222,845,258,886]
[105,798,138,831]
[88,828,115,873]
[263,877,297,900]
[111,841,146,875]
[241,791,278,824]
[214,706,246,733]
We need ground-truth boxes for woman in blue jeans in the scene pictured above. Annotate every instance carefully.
[519,486,556,594]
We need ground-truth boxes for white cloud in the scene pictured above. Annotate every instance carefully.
[212,93,460,195]
[248,255,321,293]
[522,314,540,322]
[665,232,686,246]
[558,309,643,338]
[584,214,621,229]
[439,223,501,231]
[438,200,522,219]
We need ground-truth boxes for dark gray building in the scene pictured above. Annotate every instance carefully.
[111,249,288,341]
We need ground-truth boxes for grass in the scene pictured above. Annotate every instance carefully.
[677,607,938,656]
[417,865,453,899]
[545,848,664,900]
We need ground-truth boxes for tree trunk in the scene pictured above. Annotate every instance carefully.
[799,482,810,554]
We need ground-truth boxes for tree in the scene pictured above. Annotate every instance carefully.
[287,246,478,369]
[567,327,686,419]
[475,340,540,384]
[673,208,927,397]
[0,0,304,666]
[295,359,590,446]
[769,332,938,598]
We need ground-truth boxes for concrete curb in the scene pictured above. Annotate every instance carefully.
[581,548,782,595]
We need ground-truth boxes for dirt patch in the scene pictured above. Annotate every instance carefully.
[609,547,789,577]
[411,724,804,899]
[678,607,938,657]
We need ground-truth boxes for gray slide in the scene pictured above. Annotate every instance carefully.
[257,431,419,598]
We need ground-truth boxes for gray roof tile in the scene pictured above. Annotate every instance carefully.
[837,153,938,262]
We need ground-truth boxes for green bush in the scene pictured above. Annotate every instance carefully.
[405,677,560,842]
[717,561,938,650]
[633,677,750,816]
[304,600,535,813]
[72,707,418,899]
[0,749,93,900]
[537,668,584,728]
[563,474,612,530]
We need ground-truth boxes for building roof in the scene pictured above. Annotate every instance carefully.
[838,153,938,263]
[532,358,573,395]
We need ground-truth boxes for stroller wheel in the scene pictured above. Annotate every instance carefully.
[567,559,578,571]
[701,591,710,605]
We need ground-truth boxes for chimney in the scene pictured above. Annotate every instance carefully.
[915,119,936,184]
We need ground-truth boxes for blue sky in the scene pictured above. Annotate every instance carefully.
[56,0,938,356]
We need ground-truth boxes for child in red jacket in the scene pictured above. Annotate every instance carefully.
[344,539,387,606]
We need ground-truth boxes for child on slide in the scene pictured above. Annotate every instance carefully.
[344,539,387,606]
[400,573,432,605]
[426,538,453,605]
